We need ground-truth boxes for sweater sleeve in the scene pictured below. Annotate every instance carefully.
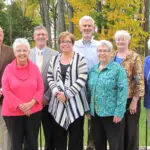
[114,66,128,118]
[32,66,44,105]
[2,67,23,110]
[133,55,144,97]
[65,56,88,99]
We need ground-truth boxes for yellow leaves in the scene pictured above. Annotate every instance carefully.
[68,0,97,38]
[16,0,41,24]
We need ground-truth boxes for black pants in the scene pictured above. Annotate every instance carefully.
[52,116,84,150]
[91,115,123,150]
[117,99,141,150]
[42,106,54,150]
[24,106,54,150]
[4,111,41,150]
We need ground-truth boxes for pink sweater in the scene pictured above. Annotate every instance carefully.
[2,59,44,116]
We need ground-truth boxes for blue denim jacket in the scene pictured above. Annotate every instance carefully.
[88,60,128,118]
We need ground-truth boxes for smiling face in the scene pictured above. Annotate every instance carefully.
[79,19,94,40]
[115,36,130,50]
[34,29,48,49]
[59,35,73,53]
[97,45,112,64]
[14,44,30,66]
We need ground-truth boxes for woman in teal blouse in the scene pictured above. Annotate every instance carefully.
[88,40,128,150]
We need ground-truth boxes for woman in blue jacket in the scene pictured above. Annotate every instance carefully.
[88,40,128,150]
[144,39,150,127]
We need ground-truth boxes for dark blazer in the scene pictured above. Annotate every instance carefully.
[29,47,58,99]
[0,44,14,103]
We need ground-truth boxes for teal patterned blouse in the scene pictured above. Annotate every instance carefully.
[88,60,128,118]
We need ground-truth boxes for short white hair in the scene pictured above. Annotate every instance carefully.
[79,16,95,26]
[98,40,113,52]
[13,38,30,52]
[148,39,150,50]
[0,26,3,34]
[114,30,131,40]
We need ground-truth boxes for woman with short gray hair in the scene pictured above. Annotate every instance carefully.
[2,38,44,150]
[113,30,144,150]
[88,40,128,150]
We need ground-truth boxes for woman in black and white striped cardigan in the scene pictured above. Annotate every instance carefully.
[47,32,89,150]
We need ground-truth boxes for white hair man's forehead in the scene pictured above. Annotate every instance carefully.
[79,16,95,26]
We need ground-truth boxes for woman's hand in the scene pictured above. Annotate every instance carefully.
[19,99,36,115]
[129,96,139,115]
[113,116,121,124]
[86,114,91,119]
[129,101,137,114]
[24,110,31,117]
[56,92,67,103]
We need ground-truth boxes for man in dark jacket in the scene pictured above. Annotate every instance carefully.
[0,26,14,150]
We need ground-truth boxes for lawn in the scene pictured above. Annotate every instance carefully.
[38,101,150,147]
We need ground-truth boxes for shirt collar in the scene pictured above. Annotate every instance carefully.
[35,47,45,55]
[96,59,113,71]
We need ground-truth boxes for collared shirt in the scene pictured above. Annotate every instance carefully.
[73,39,99,71]
[35,47,45,72]
[88,61,128,118]
[113,50,144,98]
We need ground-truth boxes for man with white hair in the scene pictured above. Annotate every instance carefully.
[74,16,99,150]
[0,26,14,150]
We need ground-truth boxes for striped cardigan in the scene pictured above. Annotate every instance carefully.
[47,53,89,129]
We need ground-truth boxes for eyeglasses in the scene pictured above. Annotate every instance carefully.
[16,49,29,53]
[98,49,111,53]
[36,33,47,36]
[60,40,72,44]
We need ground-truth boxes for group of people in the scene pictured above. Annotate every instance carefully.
[0,15,149,150]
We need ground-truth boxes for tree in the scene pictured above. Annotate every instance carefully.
[0,1,36,45]
[145,0,150,55]
[66,1,74,33]
[38,0,52,47]
[57,0,66,35]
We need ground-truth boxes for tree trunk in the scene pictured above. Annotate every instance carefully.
[145,0,150,56]
[57,0,65,36]
[38,0,52,47]
[67,2,74,33]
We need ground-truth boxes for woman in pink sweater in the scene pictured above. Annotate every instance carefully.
[2,38,44,150]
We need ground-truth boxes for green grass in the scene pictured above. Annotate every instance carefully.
[139,101,150,146]
[38,101,150,147]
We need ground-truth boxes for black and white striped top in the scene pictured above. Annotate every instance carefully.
[47,53,89,129]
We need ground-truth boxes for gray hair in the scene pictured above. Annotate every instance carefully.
[98,40,113,52]
[148,39,150,50]
[13,38,30,52]
[114,30,131,40]
[34,25,48,35]
[79,16,95,26]
[0,26,4,34]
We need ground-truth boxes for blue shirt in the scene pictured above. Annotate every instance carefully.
[144,56,150,108]
[88,61,128,118]
[73,39,99,71]
[114,56,123,64]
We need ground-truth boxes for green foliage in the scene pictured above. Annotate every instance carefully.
[0,1,38,45]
